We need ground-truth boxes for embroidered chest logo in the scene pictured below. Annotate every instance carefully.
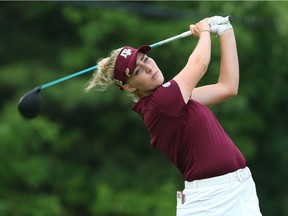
[162,82,171,88]
[120,49,133,59]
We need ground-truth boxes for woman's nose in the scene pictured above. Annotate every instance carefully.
[145,65,152,74]
[139,62,152,73]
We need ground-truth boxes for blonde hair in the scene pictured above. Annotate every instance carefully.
[85,48,122,92]
[85,47,140,102]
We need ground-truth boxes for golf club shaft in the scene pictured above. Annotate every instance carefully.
[41,65,97,89]
[40,15,232,90]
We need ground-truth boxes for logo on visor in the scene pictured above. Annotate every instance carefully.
[120,48,133,59]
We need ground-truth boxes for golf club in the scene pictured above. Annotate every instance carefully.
[18,16,232,119]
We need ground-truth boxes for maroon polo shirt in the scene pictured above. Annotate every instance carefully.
[132,80,246,181]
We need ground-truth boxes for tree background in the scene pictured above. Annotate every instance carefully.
[1,1,288,215]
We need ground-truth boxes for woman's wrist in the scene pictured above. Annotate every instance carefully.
[201,29,210,34]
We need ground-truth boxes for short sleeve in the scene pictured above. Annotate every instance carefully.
[151,80,186,116]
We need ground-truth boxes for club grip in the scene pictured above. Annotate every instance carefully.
[181,15,233,38]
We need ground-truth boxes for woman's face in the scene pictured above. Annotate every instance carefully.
[125,52,164,97]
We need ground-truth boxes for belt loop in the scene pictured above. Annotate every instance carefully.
[236,169,243,182]
[192,180,197,188]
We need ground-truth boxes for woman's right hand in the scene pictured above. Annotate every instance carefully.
[189,18,210,37]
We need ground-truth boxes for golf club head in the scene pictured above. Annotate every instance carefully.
[18,86,41,119]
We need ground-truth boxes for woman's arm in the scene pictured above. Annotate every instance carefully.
[173,19,211,104]
[191,28,239,106]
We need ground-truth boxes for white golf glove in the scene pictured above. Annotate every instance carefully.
[208,15,225,26]
[208,15,233,36]
[210,23,233,36]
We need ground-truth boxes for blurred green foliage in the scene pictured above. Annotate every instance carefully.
[1,1,288,215]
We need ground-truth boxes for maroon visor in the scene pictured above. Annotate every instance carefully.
[113,45,151,90]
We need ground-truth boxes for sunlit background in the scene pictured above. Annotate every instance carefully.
[1,1,288,215]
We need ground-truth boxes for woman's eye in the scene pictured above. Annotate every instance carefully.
[134,68,140,75]
[144,57,149,63]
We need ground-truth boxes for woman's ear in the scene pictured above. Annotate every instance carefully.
[123,84,137,93]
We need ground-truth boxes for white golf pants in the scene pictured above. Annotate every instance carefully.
[176,167,262,216]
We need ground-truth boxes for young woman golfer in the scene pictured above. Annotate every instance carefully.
[85,16,262,216]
